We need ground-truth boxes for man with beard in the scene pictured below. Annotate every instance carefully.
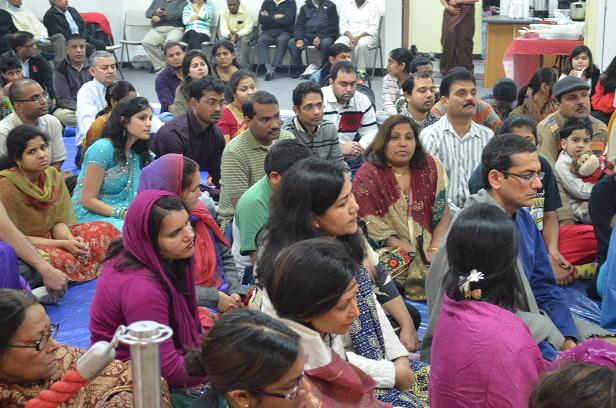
[282,81,349,177]
[0,79,66,169]
[420,67,493,210]
[154,42,184,117]
[322,60,377,176]
[537,76,611,222]
[153,77,226,189]
[217,91,295,232]
[400,71,439,133]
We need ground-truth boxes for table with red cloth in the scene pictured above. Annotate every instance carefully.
[503,37,584,87]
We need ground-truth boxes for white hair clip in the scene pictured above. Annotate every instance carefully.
[458,269,484,300]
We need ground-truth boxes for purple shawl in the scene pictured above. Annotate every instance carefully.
[430,295,547,407]
[122,190,201,349]
[138,154,184,196]
[554,338,616,369]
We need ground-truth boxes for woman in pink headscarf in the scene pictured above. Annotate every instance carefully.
[90,190,206,389]
[138,154,244,314]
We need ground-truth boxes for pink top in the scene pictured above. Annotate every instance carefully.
[430,295,547,408]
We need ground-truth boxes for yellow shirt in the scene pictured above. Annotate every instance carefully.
[220,4,254,39]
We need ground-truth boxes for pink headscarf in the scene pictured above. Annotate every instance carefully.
[138,154,230,289]
[122,190,201,349]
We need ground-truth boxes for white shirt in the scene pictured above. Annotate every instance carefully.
[75,78,106,145]
[322,85,378,149]
[339,0,380,38]
[420,115,494,209]
[0,113,66,163]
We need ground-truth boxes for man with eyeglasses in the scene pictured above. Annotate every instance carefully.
[468,115,580,286]
[422,133,612,364]
[0,79,65,170]
[153,77,227,188]
[2,31,55,107]
[282,81,349,177]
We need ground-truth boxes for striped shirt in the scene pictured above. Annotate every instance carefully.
[182,2,215,35]
[322,85,377,149]
[282,116,350,177]
[217,128,295,228]
[419,115,494,209]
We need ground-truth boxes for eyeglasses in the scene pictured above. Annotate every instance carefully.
[8,323,59,351]
[501,170,545,182]
[250,371,304,400]
[15,92,49,103]
[200,98,225,107]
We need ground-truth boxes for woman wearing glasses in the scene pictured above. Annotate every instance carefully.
[72,96,152,230]
[0,125,119,282]
[0,288,173,406]
[185,309,318,408]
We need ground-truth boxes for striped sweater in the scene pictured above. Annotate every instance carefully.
[182,1,215,34]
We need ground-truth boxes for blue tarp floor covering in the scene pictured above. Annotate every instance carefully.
[47,278,604,350]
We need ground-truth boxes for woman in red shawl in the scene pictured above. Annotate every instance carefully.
[138,154,244,314]
[353,115,451,300]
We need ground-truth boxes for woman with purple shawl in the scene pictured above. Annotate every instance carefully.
[138,154,243,314]
[90,190,207,389]
[430,204,548,408]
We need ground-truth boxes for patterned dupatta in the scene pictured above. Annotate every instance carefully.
[353,155,441,239]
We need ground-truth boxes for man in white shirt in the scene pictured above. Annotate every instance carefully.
[219,0,255,68]
[75,51,116,156]
[6,0,66,63]
[0,79,66,169]
[322,60,377,176]
[420,67,494,210]
[334,0,380,72]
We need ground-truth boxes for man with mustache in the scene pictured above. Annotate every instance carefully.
[322,60,377,176]
[153,77,226,189]
[217,91,295,233]
[420,67,493,211]
[400,71,439,133]
[537,76,611,223]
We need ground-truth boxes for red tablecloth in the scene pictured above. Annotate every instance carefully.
[503,37,583,87]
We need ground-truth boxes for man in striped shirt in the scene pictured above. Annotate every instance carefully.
[282,81,350,178]
[322,60,377,176]
[420,67,493,210]
[217,91,295,233]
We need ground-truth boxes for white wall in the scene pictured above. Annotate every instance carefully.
[25,0,397,67]
[594,0,616,70]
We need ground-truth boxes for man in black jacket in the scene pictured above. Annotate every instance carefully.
[0,10,18,55]
[52,34,92,127]
[2,32,55,105]
[257,0,296,81]
[287,0,338,78]
[43,0,107,52]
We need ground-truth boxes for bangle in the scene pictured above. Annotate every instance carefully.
[427,247,439,253]
[112,207,127,219]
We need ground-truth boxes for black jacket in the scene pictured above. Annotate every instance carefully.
[43,6,86,40]
[2,49,55,100]
[258,0,296,36]
[294,0,338,40]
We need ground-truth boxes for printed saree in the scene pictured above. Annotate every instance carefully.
[440,3,475,74]
[0,167,119,281]
[353,155,448,300]
[0,345,172,408]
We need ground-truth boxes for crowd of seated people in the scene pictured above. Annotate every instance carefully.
[3,1,616,407]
